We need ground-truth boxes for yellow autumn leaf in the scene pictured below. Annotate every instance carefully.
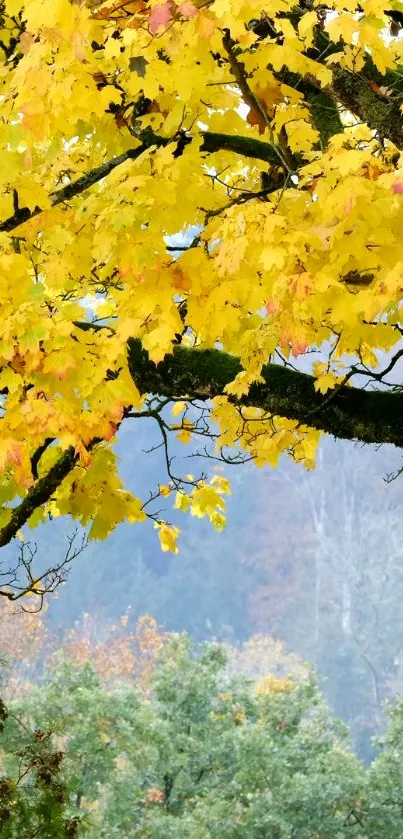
[174,491,191,512]
[159,484,172,497]
[211,475,231,495]
[298,10,318,43]
[155,523,180,553]
[211,512,226,531]
[190,485,225,519]
[172,401,187,417]
[314,373,338,394]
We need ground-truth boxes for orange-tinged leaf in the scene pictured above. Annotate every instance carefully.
[195,10,215,37]
[246,108,266,134]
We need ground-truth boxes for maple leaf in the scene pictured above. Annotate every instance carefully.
[314,373,337,395]
[172,401,187,417]
[291,339,309,358]
[178,1,196,18]
[159,484,172,496]
[149,1,174,33]
[155,522,180,553]
[174,491,191,512]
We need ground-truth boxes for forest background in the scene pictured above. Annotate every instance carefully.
[4,425,403,764]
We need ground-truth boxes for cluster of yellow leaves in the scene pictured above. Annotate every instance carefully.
[174,474,231,528]
[0,0,402,546]
[212,399,320,468]
[154,474,229,555]
[44,444,146,539]
[212,690,247,725]
[227,633,308,683]
[255,673,294,694]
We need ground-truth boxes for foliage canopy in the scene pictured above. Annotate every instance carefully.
[0,634,368,838]
[3,634,403,837]
[1,0,403,572]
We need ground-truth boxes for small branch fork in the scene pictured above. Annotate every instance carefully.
[126,396,210,502]
[0,530,88,611]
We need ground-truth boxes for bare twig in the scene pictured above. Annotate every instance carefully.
[0,530,88,610]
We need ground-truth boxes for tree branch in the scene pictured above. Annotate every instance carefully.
[0,446,78,548]
[0,531,88,608]
[0,144,155,233]
[127,339,403,449]
[199,131,281,165]
[0,132,284,234]
[1,339,401,551]
[329,66,403,148]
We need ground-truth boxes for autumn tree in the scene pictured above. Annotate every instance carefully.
[0,696,78,838]
[1,0,403,592]
[0,597,47,698]
[62,612,166,692]
[225,632,308,685]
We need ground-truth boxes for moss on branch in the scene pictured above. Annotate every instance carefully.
[200,132,284,165]
[330,67,403,148]
[308,90,343,146]
[127,339,403,449]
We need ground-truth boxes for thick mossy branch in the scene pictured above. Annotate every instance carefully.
[128,339,403,449]
[128,339,244,398]
[2,342,401,550]
[330,67,403,148]
[200,132,281,165]
[308,90,344,146]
